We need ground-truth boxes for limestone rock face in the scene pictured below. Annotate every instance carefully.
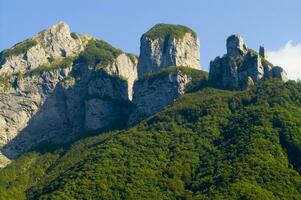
[128,70,191,125]
[0,22,91,75]
[0,22,138,162]
[137,24,200,77]
[0,56,137,159]
[209,35,288,90]
[0,68,72,158]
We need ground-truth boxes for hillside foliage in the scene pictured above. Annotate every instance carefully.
[0,80,301,199]
[76,39,123,68]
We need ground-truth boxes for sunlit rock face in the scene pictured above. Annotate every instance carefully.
[0,22,91,75]
[137,24,201,78]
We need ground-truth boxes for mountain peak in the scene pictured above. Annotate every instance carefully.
[39,21,71,37]
[0,21,91,75]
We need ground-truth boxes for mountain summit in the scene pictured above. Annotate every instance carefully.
[0,22,299,200]
[0,22,91,75]
[137,24,201,77]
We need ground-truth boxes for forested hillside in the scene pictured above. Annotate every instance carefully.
[1,79,301,200]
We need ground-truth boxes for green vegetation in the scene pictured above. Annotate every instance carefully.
[140,66,208,92]
[70,32,79,40]
[249,49,274,67]
[0,75,12,91]
[126,53,138,63]
[1,39,37,60]
[0,153,59,200]
[145,23,197,40]
[24,57,74,77]
[76,39,123,68]
[0,39,37,65]
[0,56,74,91]
[1,79,301,199]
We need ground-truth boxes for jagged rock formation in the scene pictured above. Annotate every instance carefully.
[0,22,138,161]
[137,24,201,78]
[0,22,91,75]
[209,35,288,90]
[2,23,290,169]
[128,24,204,125]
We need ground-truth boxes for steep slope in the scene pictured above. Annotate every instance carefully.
[0,80,301,199]
[0,23,138,161]
[0,22,206,165]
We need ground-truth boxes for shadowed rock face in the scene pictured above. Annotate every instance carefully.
[128,70,192,125]
[209,35,288,90]
[137,24,201,78]
[0,22,138,162]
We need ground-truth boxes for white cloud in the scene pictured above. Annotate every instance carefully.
[267,41,301,80]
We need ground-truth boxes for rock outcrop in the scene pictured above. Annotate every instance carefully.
[128,24,204,125]
[128,69,192,125]
[0,22,138,161]
[209,35,288,89]
[137,24,201,78]
[0,21,91,75]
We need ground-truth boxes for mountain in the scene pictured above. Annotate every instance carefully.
[0,22,299,200]
[0,22,205,164]
[0,22,138,160]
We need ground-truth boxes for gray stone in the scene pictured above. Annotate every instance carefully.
[259,46,267,58]
[0,22,138,163]
[0,21,92,75]
[209,35,288,90]
[137,26,200,78]
[271,66,288,82]
[128,70,191,125]
[226,35,248,56]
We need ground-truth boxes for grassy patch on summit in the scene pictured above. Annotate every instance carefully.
[76,39,123,68]
[145,23,197,40]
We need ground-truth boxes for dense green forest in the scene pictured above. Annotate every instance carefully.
[1,79,301,199]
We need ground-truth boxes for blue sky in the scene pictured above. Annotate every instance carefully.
[1,0,300,78]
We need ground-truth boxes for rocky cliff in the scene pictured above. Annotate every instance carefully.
[128,67,207,125]
[129,24,204,125]
[0,22,204,164]
[209,35,288,90]
[0,23,291,168]
[137,24,201,78]
[0,22,138,161]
